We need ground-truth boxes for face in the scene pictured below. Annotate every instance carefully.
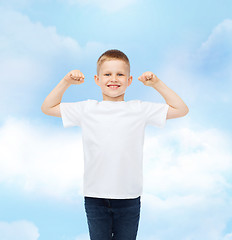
[94,59,133,101]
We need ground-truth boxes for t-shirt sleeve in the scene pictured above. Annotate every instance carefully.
[140,101,169,128]
[60,101,83,128]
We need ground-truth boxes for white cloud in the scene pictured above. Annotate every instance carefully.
[0,7,81,83]
[0,6,81,119]
[0,116,85,202]
[143,127,232,197]
[65,0,138,13]
[155,19,232,106]
[199,19,232,58]
[194,18,232,86]
[74,233,89,240]
[224,233,232,240]
[140,126,232,240]
[0,220,39,240]
[0,7,112,119]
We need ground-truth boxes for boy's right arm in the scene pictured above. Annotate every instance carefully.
[41,70,85,117]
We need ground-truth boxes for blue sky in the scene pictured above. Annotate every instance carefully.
[0,0,232,239]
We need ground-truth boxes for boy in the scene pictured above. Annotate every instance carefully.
[41,49,189,240]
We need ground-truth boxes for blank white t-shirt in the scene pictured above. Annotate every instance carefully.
[60,99,169,199]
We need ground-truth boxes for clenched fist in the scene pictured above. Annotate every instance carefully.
[63,70,85,85]
[138,71,160,87]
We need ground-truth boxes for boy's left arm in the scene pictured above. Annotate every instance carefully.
[138,71,189,119]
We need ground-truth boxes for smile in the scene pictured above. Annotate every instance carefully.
[107,85,120,89]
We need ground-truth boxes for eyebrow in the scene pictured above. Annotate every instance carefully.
[103,71,125,73]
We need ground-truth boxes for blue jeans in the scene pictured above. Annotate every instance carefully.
[84,196,141,240]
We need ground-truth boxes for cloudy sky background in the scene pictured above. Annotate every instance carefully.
[0,0,232,239]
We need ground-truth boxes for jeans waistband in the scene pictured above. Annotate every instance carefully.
[84,196,141,208]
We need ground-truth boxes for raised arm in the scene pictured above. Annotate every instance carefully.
[41,70,85,117]
[152,79,189,119]
[138,71,189,119]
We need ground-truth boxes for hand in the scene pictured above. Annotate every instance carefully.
[63,70,85,85]
[138,71,160,87]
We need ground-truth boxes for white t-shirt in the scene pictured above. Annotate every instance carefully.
[60,99,169,199]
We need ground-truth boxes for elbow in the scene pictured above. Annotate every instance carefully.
[177,106,189,117]
[41,105,48,114]
[182,106,189,116]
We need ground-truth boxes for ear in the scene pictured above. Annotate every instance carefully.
[127,75,133,86]
[94,75,100,86]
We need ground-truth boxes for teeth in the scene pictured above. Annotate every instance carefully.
[108,85,119,89]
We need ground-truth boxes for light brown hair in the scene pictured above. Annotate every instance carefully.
[97,49,130,76]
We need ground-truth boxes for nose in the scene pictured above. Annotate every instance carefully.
[110,74,118,80]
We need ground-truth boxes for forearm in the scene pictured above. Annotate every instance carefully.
[41,78,71,110]
[152,79,189,112]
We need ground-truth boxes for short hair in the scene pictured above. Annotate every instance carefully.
[97,49,130,76]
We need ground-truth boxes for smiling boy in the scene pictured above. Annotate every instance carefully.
[41,49,189,240]
[94,55,132,101]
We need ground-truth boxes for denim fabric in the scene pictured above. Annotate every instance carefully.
[84,196,141,240]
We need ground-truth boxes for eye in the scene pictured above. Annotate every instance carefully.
[118,74,124,76]
[105,74,110,76]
